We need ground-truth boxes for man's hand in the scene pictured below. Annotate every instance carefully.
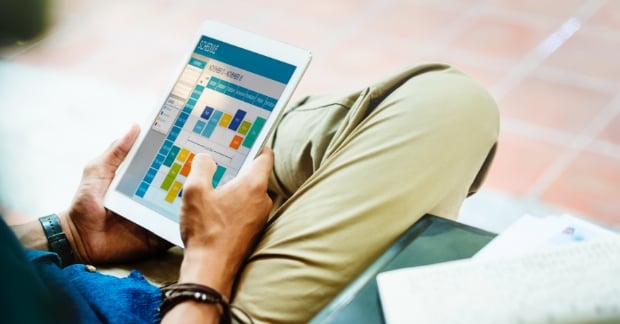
[176,149,274,298]
[61,124,170,264]
[162,150,273,324]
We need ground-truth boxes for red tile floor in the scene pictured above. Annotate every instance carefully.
[1,0,619,229]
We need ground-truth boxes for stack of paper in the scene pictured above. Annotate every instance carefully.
[376,214,620,324]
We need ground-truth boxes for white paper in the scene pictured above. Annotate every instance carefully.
[377,214,620,324]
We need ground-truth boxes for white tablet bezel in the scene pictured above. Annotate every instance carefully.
[104,20,311,247]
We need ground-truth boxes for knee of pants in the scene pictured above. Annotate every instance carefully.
[369,66,499,146]
[375,66,500,204]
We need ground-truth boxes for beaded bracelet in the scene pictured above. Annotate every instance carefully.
[159,283,254,324]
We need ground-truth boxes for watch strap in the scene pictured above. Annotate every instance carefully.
[39,214,74,267]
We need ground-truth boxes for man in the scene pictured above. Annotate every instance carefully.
[6,63,499,323]
[6,124,273,323]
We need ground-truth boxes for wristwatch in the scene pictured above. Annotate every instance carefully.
[39,214,75,267]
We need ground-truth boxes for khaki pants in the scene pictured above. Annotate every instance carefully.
[232,63,500,322]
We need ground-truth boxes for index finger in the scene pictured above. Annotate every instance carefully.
[184,153,217,193]
[235,148,274,187]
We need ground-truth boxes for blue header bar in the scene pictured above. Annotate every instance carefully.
[207,77,277,111]
[193,35,296,84]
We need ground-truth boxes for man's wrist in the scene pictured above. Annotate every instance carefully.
[11,219,48,251]
[179,249,239,299]
[39,214,75,267]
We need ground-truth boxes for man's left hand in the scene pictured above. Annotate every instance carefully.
[61,124,171,264]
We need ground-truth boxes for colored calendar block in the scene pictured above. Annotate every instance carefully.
[160,140,174,156]
[242,117,266,148]
[144,168,157,184]
[193,120,206,134]
[176,112,189,126]
[135,182,149,198]
[180,153,195,177]
[167,126,181,141]
[238,121,251,135]
[152,153,166,169]
[163,146,180,167]
[165,181,183,203]
[161,163,182,191]
[229,109,247,131]
[202,110,223,138]
[212,165,226,188]
[219,113,233,127]
[229,135,243,149]
[201,106,214,120]
[177,148,190,163]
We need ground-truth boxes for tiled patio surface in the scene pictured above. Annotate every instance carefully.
[1,0,618,230]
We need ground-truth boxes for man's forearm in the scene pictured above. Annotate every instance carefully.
[11,219,49,251]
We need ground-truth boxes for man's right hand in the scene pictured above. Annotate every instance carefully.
[177,149,274,299]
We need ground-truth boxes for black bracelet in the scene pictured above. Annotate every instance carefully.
[38,214,74,267]
[159,283,254,324]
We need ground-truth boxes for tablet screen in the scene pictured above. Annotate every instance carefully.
[114,35,296,222]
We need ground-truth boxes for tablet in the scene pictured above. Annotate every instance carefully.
[104,20,311,246]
